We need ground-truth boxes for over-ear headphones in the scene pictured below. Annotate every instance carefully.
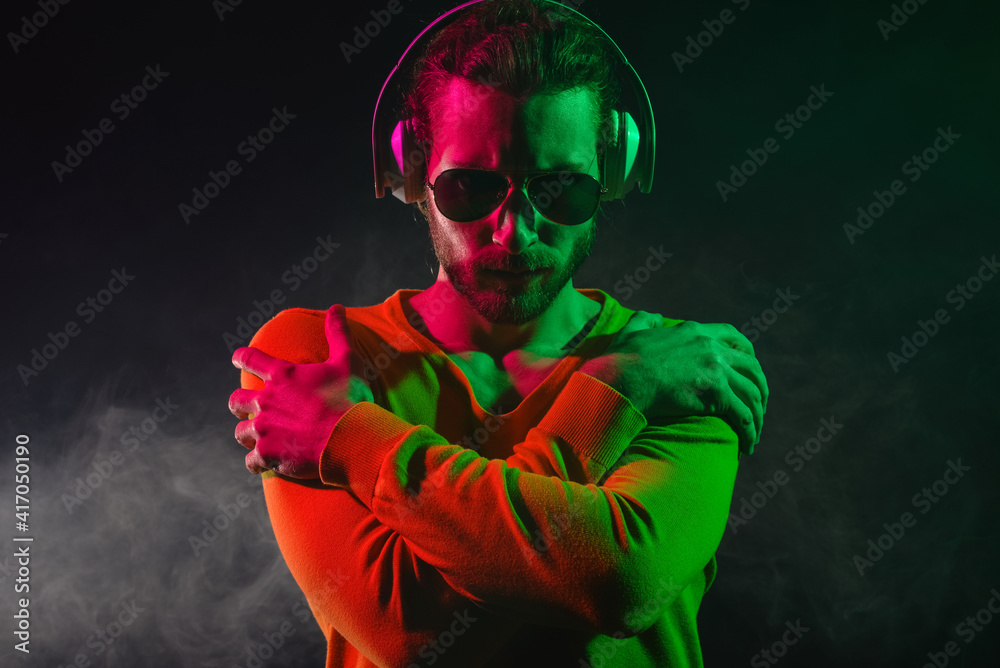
[371,0,655,206]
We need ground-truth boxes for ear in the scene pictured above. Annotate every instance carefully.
[602,110,620,152]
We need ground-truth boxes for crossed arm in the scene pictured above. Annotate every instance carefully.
[230,306,755,666]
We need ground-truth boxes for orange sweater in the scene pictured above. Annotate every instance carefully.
[240,288,739,667]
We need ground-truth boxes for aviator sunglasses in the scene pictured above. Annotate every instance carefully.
[427,168,608,226]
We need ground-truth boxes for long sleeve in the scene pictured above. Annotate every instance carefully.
[242,311,642,666]
[321,372,740,636]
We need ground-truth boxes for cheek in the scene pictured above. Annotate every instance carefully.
[535,218,576,247]
[429,208,480,258]
[556,222,596,257]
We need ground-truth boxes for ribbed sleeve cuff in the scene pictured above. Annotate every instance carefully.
[319,401,417,508]
[535,371,648,470]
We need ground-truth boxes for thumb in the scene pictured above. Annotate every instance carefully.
[324,304,351,362]
[325,304,371,383]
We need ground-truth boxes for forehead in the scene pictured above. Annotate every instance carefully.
[428,78,600,172]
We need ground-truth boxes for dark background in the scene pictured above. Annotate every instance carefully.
[2,0,998,666]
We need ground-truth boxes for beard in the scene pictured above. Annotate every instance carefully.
[426,208,597,325]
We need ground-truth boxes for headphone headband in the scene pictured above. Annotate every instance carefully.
[372,0,655,204]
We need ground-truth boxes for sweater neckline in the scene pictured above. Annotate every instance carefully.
[384,288,620,418]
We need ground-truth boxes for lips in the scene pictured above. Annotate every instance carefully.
[481,267,549,282]
[483,265,546,274]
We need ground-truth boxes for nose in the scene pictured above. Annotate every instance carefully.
[491,183,538,254]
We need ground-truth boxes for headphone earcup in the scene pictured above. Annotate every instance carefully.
[601,110,624,201]
[601,110,642,201]
[390,119,428,203]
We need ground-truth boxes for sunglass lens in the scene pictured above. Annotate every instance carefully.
[528,174,602,225]
[433,170,508,222]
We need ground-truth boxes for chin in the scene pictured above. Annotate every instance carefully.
[461,276,563,325]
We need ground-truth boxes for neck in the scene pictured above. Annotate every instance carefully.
[408,277,599,360]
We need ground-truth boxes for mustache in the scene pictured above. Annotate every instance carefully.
[474,255,548,272]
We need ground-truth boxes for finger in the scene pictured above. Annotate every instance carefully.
[234,419,259,450]
[699,322,755,357]
[232,346,281,382]
[326,303,371,381]
[716,383,757,457]
[722,347,769,414]
[680,375,755,455]
[246,447,271,475]
[325,304,352,362]
[724,365,763,449]
[228,388,259,419]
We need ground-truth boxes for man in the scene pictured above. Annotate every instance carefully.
[228,1,767,666]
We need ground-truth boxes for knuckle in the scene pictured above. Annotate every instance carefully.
[695,334,715,348]
[701,353,726,376]
[695,374,721,393]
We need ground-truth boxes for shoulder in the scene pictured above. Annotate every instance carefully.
[577,288,686,332]
[248,307,329,362]
[238,301,394,389]
[239,308,328,390]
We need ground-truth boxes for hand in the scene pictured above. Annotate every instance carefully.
[228,304,374,478]
[579,313,768,455]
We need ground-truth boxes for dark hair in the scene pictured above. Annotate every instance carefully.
[404,0,621,153]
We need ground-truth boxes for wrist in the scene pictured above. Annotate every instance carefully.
[579,356,646,412]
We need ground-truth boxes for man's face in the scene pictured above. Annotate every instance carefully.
[423,78,601,325]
